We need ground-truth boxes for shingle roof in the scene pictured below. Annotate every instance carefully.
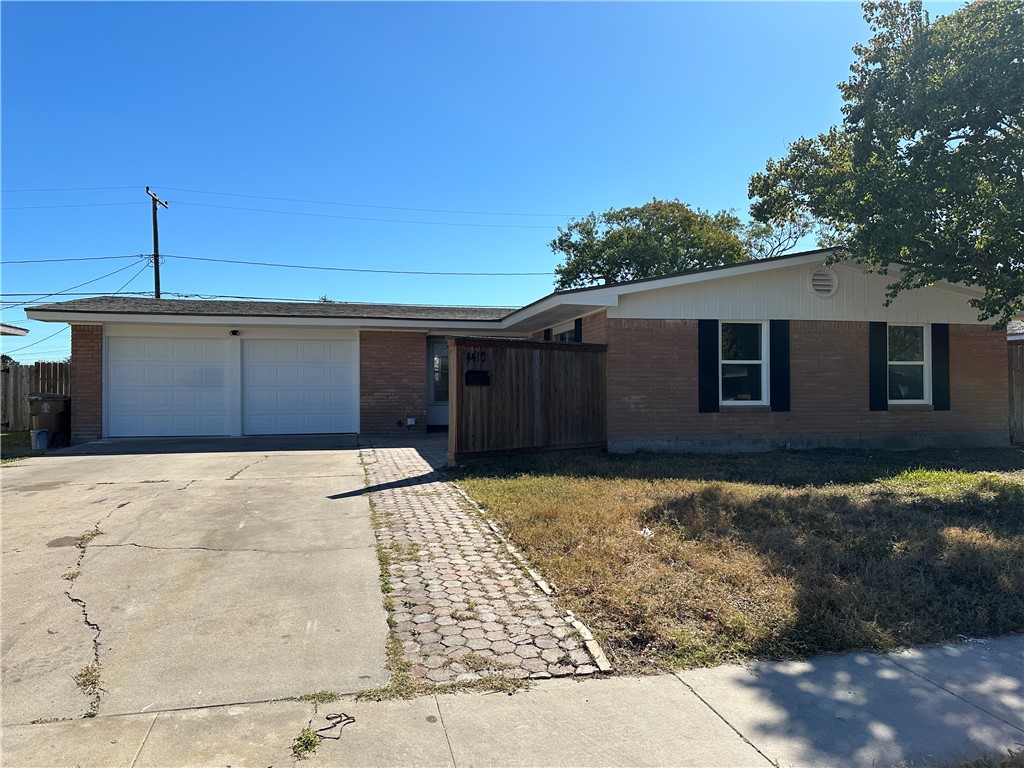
[1009,320,1024,336]
[31,296,514,322]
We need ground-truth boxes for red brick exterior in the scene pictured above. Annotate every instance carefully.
[584,312,1009,450]
[70,324,103,443]
[359,331,428,434]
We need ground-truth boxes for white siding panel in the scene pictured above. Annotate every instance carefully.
[610,262,985,323]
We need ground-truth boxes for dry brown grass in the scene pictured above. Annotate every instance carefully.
[456,447,1024,673]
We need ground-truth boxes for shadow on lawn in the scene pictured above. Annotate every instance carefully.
[648,477,1024,659]
[454,445,1024,488]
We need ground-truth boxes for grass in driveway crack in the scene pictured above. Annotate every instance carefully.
[227,455,269,481]
[63,506,122,718]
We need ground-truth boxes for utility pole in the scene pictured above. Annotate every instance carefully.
[146,186,169,298]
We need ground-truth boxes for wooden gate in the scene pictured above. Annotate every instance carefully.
[1010,342,1023,444]
[448,337,606,461]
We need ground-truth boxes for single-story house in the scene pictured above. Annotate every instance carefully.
[27,248,1012,451]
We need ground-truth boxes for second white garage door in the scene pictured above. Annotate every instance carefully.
[242,338,358,435]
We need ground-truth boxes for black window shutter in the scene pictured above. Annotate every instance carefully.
[698,320,720,413]
[869,322,888,411]
[574,318,583,343]
[932,323,950,410]
[769,320,790,412]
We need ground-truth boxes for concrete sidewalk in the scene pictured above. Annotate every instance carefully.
[3,635,1021,767]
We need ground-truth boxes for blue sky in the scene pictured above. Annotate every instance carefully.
[1,1,959,362]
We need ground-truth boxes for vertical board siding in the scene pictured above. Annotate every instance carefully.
[1011,343,1024,444]
[448,338,606,460]
[0,362,70,431]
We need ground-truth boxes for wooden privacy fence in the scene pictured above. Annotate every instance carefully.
[1,362,71,431]
[448,337,607,461]
[1011,342,1023,444]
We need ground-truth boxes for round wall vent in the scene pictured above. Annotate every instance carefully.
[809,266,838,298]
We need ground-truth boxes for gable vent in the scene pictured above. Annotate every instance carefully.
[809,266,838,298]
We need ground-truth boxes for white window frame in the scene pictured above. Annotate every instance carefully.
[887,323,931,405]
[719,320,769,406]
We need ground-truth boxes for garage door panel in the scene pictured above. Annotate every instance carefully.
[242,335,358,435]
[107,338,229,437]
[145,339,173,357]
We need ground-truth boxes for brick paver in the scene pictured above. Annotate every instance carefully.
[360,435,600,682]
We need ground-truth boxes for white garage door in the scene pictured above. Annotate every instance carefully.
[107,338,230,437]
[242,338,358,435]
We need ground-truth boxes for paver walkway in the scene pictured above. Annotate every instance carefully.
[360,435,603,683]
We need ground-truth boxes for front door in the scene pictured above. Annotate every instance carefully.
[427,338,449,426]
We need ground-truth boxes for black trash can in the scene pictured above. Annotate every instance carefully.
[29,393,71,449]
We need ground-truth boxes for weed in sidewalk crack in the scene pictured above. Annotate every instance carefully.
[291,727,321,759]
[294,690,342,704]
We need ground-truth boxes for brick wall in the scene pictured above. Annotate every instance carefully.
[360,331,428,434]
[599,315,1009,450]
[70,324,103,443]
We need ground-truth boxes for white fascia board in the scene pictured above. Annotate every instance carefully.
[498,294,618,330]
[24,310,511,334]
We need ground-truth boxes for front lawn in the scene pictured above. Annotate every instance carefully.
[455,447,1024,673]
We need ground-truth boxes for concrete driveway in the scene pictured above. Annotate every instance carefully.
[1,436,389,725]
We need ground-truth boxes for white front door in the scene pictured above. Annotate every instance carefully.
[106,337,230,437]
[242,337,358,435]
[427,338,449,426]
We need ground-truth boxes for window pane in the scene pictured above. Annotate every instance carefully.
[432,342,449,403]
[722,323,762,361]
[888,326,924,361]
[889,364,924,400]
[722,364,762,401]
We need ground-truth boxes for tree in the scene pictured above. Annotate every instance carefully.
[749,0,1024,325]
[551,199,751,290]
[1,354,14,366]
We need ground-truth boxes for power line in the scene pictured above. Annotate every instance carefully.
[1,202,147,210]
[1,184,574,218]
[1,185,140,192]
[171,200,557,229]
[3,255,148,265]
[111,262,153,296]
[162,253,554,276]
[158,186,573,218]
[0,260,150,310]
[1,326,69,354]
[1,292,151,298]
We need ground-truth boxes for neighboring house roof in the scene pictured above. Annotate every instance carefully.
[30,296,513,322]
[1009,320,1024,341]
[1,323,29,336]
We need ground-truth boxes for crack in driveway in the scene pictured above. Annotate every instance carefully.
[91,542,375,554]
[63,504,125,717]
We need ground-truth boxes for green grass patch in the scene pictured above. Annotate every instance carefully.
[1,430,35,462]
[455,447,1024,674]
[294,690,341,704]
[291,727,321,759]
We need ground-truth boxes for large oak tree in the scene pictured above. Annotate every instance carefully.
[749,0,1024,325]
[551,199,764,291]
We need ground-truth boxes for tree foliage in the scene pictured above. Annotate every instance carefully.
[749,0,1024,324]
[551,199,755,290]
